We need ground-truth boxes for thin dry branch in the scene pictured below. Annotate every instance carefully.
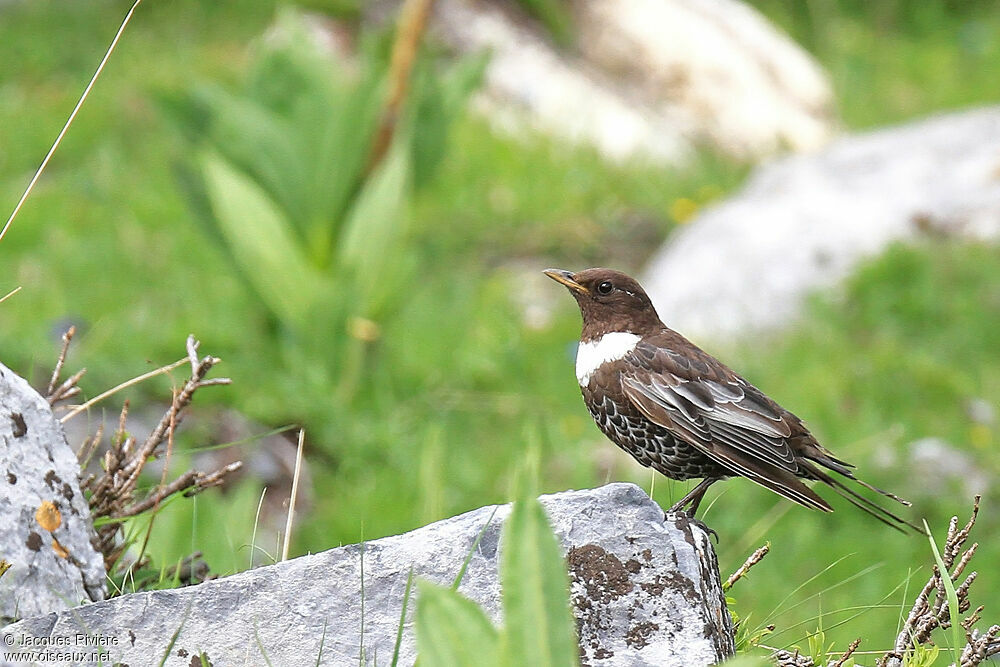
[879,496,998,667]
[724,543,770,591]
[45,326,86,405]
[61,357,188,422]
[773,648,814,667]
[366,0,435,173]
[47,325,75,396]
[831,638,861,667]
[81,335,239,572]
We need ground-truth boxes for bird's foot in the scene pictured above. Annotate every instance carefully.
[664,509,719,543]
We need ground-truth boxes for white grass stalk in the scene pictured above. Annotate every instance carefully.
[281,429,305,562]
[1,0,145,244]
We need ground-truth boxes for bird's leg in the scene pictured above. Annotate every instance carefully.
[667,477,720,517]
[665,477,721,542]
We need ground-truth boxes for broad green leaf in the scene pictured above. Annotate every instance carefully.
[337,134,412,317]
[500,497,578,667]
[193,85,310,229]
[201,152,325,326]
[294,74,383,266]
[410,52,487,189]
[239,8,385,265]
[415,580,500,667]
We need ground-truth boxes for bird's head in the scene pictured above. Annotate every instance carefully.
[543,268,663,338]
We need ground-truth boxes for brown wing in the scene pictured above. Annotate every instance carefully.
[621,338,834,513]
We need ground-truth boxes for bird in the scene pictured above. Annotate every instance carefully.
[544,267,919,532]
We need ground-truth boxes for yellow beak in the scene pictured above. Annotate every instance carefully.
[543,268,589,295]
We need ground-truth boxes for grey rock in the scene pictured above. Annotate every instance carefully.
[368,0,834,164]
[1,483,733,666]
[644,107,1000,340]
[0,363,105,624]
[908,437,990,498]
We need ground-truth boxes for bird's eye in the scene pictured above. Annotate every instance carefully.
[597,281,613,295]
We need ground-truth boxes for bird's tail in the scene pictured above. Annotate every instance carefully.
[801,459,925,534]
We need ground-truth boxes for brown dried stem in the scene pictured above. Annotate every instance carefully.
[46,326,83,404]
[879,496,998,667]
[366,0,435,174]
[831,638,861,667]
[81,335,240,571]
[724,543,770,591]
[773,648,814,667]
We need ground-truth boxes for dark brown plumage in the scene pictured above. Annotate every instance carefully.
[545,267,918,532]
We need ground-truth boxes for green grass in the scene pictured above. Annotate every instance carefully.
[2,0,1000,659]
[749,0,1000,128]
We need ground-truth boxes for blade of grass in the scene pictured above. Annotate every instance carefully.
[762,553,859,622]
[0,286,21,304]
[249,487,267,569]
[185,424,298,453]
[391,567,415,667]
[924,519,962,664]
[61,357,188,422]
[765,562,884,638]
[253,618,275,667]
[452,506,499,589]
[314,618,328,667]
[157,600,193,667]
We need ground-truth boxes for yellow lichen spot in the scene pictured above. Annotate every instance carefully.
[52,538,69,560]
[669,197,699,223]
[35,500,62,532]
[0,559,10,578]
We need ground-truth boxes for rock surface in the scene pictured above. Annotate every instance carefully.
[1,483,733,666]
[368,0,835,164]
[0,363,105,624]
[643,106,1000,340]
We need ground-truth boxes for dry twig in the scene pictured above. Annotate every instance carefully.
[80,335,241,571]
[366,0,435,173]
[831,638,861,667]
[773,648,814,667]
[879,496,998,667]
[61,357,188,422]
[725,543,770,591]
[46,326,86,405]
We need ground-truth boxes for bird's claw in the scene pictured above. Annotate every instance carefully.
[664,510,719,543]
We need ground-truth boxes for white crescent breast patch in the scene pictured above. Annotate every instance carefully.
[575,332,641,387]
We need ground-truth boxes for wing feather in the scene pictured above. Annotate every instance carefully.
[621,375,832,512]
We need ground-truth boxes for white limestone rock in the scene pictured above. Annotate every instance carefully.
[367,0,836,164]
[643,107,1000,340]
[1,483,733,666]
[0,363,106,623]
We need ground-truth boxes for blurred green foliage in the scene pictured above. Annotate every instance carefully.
[513,0,575,47]
[416,493,577,667]
[0,0,999,659]
[163,9,484,400]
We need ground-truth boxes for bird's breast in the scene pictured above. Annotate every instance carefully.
[575,332,641,387]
